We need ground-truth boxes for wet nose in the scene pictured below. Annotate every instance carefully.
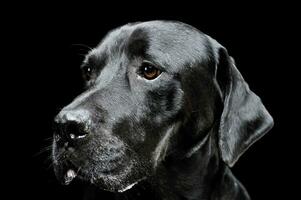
[54,109,90,140]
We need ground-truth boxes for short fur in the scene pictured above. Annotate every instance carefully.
[53,21,273,200]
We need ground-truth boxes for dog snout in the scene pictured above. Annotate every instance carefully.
[54,109,91,140]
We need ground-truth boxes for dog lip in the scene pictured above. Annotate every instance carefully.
[117,177,146,193]
[117,182,138,192]
[63,169,77,185]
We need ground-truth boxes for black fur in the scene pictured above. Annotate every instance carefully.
[53,21,273,200]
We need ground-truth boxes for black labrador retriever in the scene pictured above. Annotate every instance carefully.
[52,20,273,200]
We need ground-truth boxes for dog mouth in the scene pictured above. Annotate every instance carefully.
[52,139,148,192]
[55,161,124,185]
[53,160,80,185]
[54,156,139,187]
[56,159,148,194]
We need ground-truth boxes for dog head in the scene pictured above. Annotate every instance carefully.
[52,21,273,192]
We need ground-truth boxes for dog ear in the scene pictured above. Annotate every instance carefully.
[214,44,274,167]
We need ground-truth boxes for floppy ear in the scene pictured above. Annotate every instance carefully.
[214,46,274,167]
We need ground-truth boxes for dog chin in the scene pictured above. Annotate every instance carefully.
[76,161,146,193]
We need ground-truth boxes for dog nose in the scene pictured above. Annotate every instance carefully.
[54,109,90,140]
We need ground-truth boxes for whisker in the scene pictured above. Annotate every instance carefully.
[33,144,52,157]
[71,43,93,51]
[43,136,53,142]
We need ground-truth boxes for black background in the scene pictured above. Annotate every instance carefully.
[4,2,298,200]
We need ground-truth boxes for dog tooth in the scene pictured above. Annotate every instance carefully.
[64,169,77,185]
[67,169,76,177]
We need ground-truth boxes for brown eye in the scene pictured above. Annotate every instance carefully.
[140,64,161,80]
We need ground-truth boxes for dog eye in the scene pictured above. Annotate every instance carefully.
[82,65,92,80]
[139,63,161,80]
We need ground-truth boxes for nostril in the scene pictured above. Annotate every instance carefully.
[54,109,91,140]
[65,121,88,140]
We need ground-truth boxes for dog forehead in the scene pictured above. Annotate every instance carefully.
[141,21,211,71]
[87,21,212,72]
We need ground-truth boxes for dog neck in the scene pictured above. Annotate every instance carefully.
[150,133,250,200]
